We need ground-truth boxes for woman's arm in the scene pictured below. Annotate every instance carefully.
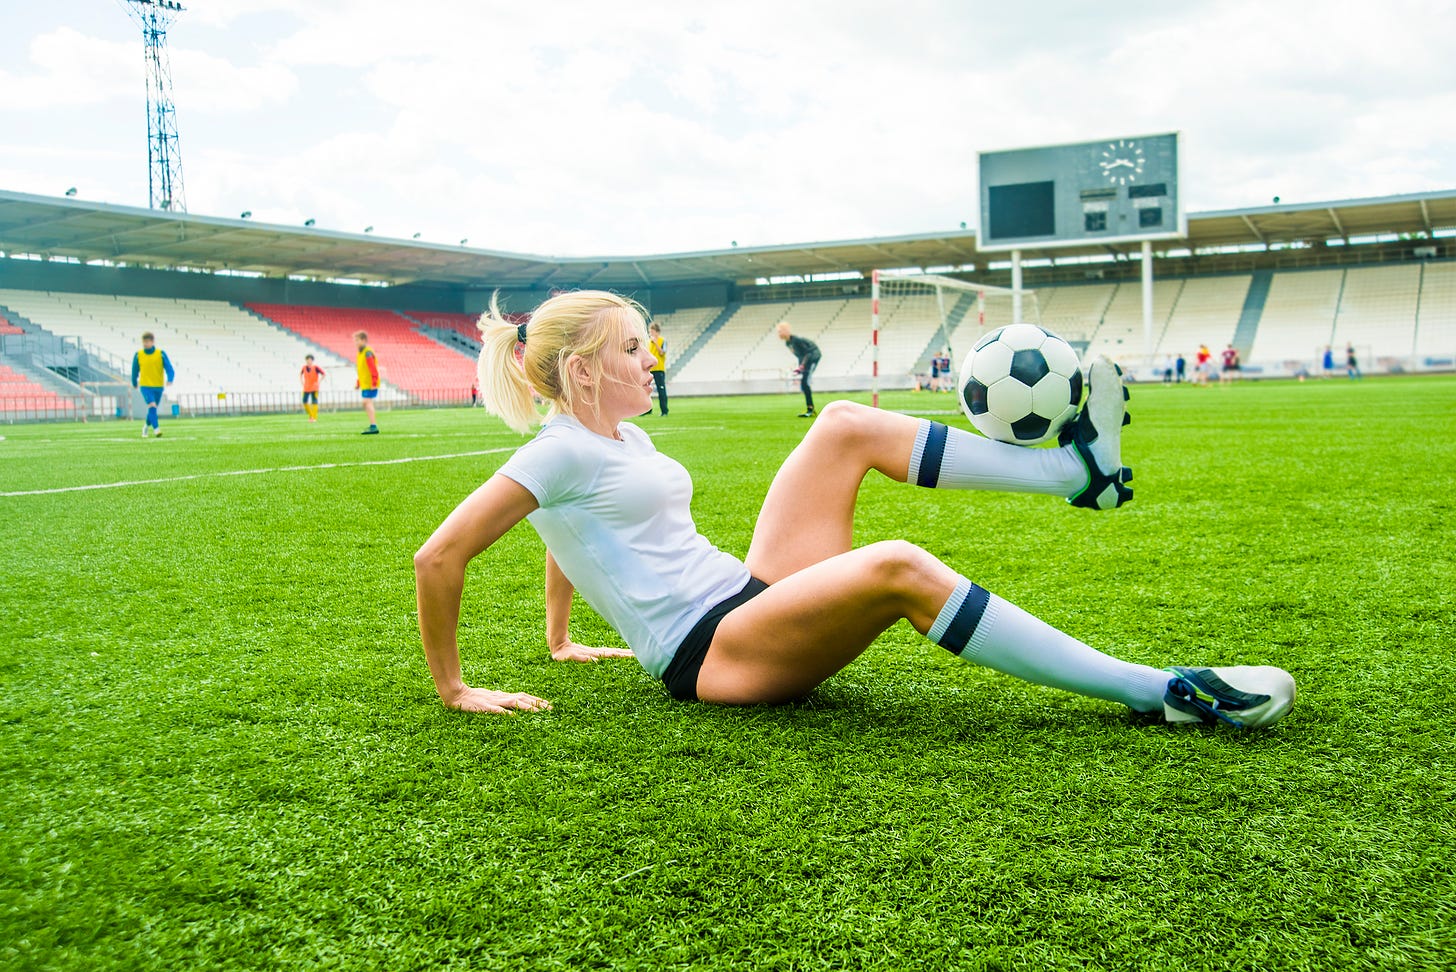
[414,474,550,714]
[544,551,633,663]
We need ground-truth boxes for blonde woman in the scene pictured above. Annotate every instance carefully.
[413,291,1294,728]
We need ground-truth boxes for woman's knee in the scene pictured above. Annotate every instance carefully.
[858,540,957,622]
[860,539,942,589]
[808,400,873,443]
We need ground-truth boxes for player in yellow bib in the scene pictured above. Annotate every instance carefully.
[131,331,175,438]
[647,321,668,415]
[354,330,381,435]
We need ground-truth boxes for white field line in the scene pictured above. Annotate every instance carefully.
[0,448,519,497]
[0,427,719,497]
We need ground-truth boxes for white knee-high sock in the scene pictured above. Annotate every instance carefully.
[928,578,1169,712]
[908,421,1085,496]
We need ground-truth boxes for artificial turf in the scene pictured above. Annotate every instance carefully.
[2,376,1453,971]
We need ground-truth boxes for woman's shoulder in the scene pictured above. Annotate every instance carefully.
[619,421,655,451]
[511,416,597,461]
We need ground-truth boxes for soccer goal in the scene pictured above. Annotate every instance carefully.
[869,270,1041,407]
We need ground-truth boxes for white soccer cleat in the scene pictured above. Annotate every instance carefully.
[1063,356,1133,510]
[1163,666,1297,729]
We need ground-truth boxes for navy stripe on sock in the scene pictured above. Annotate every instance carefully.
[916,422,948,488]
[939,583,990,655]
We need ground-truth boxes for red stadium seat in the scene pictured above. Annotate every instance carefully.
[0,364,76,412]
[245,304,478,398]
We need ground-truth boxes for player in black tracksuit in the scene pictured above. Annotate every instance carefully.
[775,321,822,417]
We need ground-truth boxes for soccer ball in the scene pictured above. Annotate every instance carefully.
[959,324,1083,445]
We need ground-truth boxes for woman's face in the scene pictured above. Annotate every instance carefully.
[593,318,656,422]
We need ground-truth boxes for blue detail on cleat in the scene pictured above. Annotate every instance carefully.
[1163,666,1297,729]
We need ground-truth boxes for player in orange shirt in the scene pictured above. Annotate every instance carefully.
[300,354,325,421]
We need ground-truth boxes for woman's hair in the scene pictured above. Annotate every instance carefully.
[476,290,647,433]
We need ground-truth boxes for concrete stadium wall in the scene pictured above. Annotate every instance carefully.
[670,373,915,398]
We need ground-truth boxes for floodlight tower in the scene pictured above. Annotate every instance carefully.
[123,0,187,212]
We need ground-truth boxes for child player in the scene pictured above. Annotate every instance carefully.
[300,354,325,422]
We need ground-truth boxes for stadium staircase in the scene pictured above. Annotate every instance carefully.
[918,292,977,363]
[1231,270,1274,357]
[399,312,484,357]
[0,299,136,417]
[0,361,81,418]
[1415,261,1456,365]
[665,301,741,378]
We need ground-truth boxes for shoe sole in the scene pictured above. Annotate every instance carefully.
[1084,357,1124,471]
[1067,358,1132,510]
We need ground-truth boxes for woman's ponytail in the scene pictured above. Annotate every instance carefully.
[476,295,539,434]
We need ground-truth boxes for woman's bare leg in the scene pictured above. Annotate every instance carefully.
[744,401,1089,582]
[700,539,1170,710]
[744,402,923,582]
[700,541,958,704]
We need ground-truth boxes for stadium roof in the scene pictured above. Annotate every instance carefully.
[1,187,1453,291]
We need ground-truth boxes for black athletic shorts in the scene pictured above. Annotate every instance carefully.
[661,577,770,702]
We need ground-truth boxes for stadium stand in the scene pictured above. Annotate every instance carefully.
[1246,269,1346,368]
[1154,275,1250,361]
[1332,265,1420,367]
[1084,280,1185,361]
[405,311,485,345]
[650,305,722,367]
[663,267,1452,388]
[791,299,867,377]
[0,289,369,398]
[1415,261,1456,361]
[0,362,76,415]
[247,304,476,399]
[671,301,798,383]
[1034,284,1117,348]
[1,255,1452,418]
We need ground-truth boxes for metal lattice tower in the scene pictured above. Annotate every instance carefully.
[123,0,187,212]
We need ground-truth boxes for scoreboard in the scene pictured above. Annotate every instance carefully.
[977,132,1185,251]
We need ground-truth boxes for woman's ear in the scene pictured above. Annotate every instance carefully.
[565,352,593,388]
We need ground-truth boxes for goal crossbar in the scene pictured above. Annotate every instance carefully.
[873,271,1023,297]
[870,269,1038,407]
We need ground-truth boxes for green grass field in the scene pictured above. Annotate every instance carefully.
[3,377,1454,971]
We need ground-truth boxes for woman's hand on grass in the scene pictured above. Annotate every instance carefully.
[442,686,551,714]
[550,641,634,663]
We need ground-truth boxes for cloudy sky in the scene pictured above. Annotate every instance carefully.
[2,0,1454,257]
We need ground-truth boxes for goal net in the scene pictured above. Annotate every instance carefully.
[870,271,1041,407]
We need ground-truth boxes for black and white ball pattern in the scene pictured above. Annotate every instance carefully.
[959,323,1083,446]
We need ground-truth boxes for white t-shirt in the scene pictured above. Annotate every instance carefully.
[496,415,752,678]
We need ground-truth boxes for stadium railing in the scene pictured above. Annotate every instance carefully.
[168,388,475,417]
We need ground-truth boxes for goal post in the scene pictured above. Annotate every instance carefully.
[870,270,1041,407]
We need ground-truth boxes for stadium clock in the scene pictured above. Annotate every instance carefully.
[1099,139,1146,186]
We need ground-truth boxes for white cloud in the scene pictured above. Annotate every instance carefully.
[4,0,1456,254]
[169,48,298,115]
[0,27,137,108]
[0,25,295,116]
